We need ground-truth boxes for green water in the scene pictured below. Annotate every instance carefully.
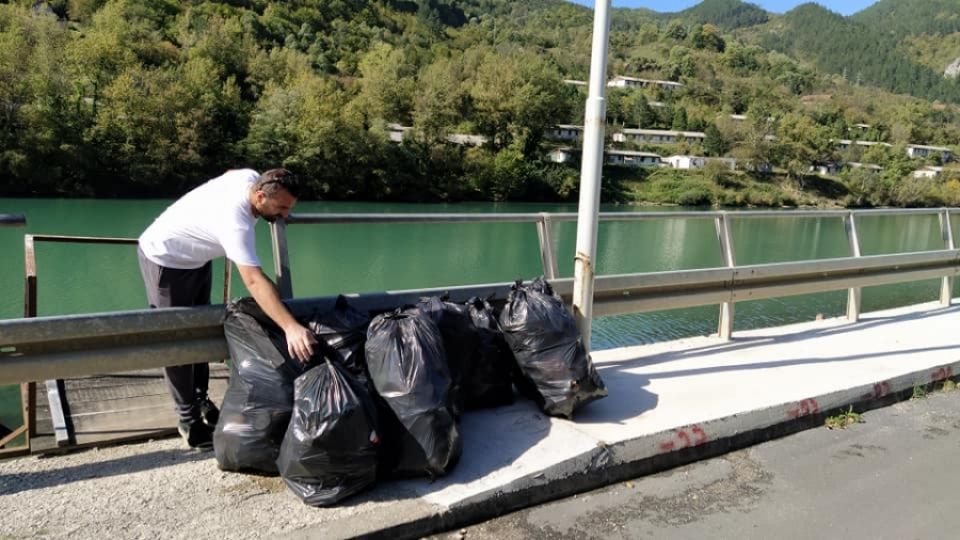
[1,198,957,434]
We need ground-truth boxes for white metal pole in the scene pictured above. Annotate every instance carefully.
[572,0,612,352]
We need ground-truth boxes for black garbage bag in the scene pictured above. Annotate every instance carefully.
[365,309,462,478]
[276,360,380,506]
[415,296,480,417]
[306,295,371,382]
[215,298,304,474]
[463,297,516,409]
[498,278,607,418]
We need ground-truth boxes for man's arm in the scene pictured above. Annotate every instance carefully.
[236,263,317,362]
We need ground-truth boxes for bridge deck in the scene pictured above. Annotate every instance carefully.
[2,300,960,540]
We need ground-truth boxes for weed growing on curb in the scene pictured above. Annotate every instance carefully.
[912,383,928,400]
[825,406,864,429]
[942,380,956,392]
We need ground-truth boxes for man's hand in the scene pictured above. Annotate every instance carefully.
[236,263,318,364]
[284,323,318,363]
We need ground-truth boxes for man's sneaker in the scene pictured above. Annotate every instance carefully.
[177,419,213,451]
[198,397,220,428]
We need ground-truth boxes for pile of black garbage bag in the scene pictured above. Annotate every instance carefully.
[213,278,607,507]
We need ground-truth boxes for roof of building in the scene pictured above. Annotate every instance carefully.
[620,128,706,137]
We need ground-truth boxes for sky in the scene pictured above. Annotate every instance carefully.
[567,0,880,17]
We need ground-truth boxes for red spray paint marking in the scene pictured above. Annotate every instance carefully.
[659,425,710,453]
[787,398,820,419]
[931,366,954,382]
[865,381,891,400]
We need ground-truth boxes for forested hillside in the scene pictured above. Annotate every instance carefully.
[1,0,960,208]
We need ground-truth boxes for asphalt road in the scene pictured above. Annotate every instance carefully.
[429,389,960,540]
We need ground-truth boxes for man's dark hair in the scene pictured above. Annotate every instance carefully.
[255,168,301,198]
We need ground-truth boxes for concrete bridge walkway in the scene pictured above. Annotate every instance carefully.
[2,300,959,540]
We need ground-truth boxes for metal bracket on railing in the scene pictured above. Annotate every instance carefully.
[0,213,26,227]
[940,208,956,306]
[536,213,559,280]
[844,212,863,321]
[715,212,736,340]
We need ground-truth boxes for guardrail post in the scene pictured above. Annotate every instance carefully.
[22,235,75,447]
[715,212,736,340]
[536,213,560,280]
[844,212,863,321]
[222,259,233,303]
[271,219,293,299]
[939,208,955,305]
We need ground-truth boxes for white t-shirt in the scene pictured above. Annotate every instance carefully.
[139,169,262,269]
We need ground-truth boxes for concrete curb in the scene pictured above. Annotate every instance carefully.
[310,359,960,540]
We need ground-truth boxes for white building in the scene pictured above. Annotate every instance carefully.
[665,155,705,169]
[835,139,893,151]
[906,144,952,162]
[848,162,883,172]
[811,162,844,176]
[613,129,706,145]
[913,166,944,179]
[548,147,576,163]
[545,125,583,141]
[607,75,683,91]
[666,155,737,171]
[605,149,662,168]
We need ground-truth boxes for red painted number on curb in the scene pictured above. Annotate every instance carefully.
[787,398,820,419]
[659,425,710,453]
[931,367,954,382]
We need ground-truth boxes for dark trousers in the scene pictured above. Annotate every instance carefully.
[138,247,213,422]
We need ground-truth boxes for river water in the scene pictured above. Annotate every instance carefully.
[0,198,956,430]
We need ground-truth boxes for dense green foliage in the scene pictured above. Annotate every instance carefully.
[1,0,959,208]
[759,3,960,103]
[678,0,768,30]
[852,0,960,38]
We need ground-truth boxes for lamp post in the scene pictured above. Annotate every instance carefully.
[571,0,612,352]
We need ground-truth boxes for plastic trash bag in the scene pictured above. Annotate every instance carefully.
[498,278,607,418]
[415,296,479,416]
[365,309,462,477]
[306,295,371,382]
[463,297,516,409]
[276,360,380,506]
[215,298,304,474]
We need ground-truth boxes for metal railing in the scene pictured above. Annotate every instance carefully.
[0,208,958,452]
[275,208,958,338]
[0,214,26,455]
[0,209,960,384]
[14,234,234,450]
[0,214,26,227]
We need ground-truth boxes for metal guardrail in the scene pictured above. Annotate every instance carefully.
[0,213,27,454]
[1,208,958,392]
[16,234,235,449]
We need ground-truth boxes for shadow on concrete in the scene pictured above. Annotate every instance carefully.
[568,367,657,425]
[611,305,960,369]
[602,344,960,380]
[0,447,210,496]
[339,369,657,504]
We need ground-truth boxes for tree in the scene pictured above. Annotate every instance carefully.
[704,124,729,157]
[665,19,687,41]
[468,47,569,155]
[354,42,416,125]
[690,24,725,53]
[413,55,468,142]
[671,106,688,130]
